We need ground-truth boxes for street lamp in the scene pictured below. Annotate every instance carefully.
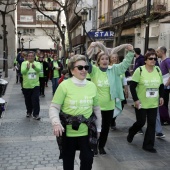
[21,38,24,51]
[17,31,21,50]
[80,9,88,54]
[29,38,33,49]
[61,24,66,34]
[56,37,60,56]
[81,9,88,23]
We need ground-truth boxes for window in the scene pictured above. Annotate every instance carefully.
[20,15,33,22]
[36,15,43,21]
[23,28,35,35]
[50,15,55,20]
[20,2,33,9]
[39,2,53,10]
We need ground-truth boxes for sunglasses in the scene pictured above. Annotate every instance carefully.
[147,57,157,61]
[74,65,89,71]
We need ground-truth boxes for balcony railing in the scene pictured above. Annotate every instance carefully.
[112,2,167,25]
[72,34,85,47]
[99,12,112,28]
[99,1,167,28]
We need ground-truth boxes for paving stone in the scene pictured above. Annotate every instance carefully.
[1,69,170,170]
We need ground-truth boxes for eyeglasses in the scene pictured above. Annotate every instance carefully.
[74,65,89,71]
[147,57,157,61]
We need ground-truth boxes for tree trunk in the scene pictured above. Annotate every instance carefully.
[65,10,72,52]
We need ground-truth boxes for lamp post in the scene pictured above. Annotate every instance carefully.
[80,9,88,54]
[61,24,66,34]
[29,38,33,49]
[61,24,66,67]
[17,31,21,50]
[21,38,24,51]
[144,0,151,54]
[56,37,60,56]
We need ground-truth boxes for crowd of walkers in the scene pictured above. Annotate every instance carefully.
[14,44,170,170]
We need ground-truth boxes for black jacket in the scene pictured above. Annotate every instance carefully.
[50,60,63,79]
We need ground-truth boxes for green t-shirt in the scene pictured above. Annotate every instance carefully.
[132,66,163,109]
[52,79,98,137]
[66,58,69,65]
[53,61,59,78]
[21,61,41,88]
[39,63,44,77]
[90,65,115,110]
[86,73,91,80]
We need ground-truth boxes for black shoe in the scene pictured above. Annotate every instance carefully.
[137,129,144,135]
[142,147,157,153]
[26,113,31,118]
[111,126,117,131]
[156,133,165,139]
[32,115,41,120]
[127,134,134,143]
[93,148,98,156]
[99,147,106,155]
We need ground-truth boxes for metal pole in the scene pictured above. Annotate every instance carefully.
[18,38,21,49]
[144,0,151,54]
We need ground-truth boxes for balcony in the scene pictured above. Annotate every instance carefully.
[99,1,167,29]
[99,12,112,29]
[112,2,167,25]
[72,34,85,47]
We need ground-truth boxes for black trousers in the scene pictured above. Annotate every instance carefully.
[23,86,40,117]
[62,135,93,170]
[99,110,113,148]
[164,89,170,109]
[111,100,125,126]
[128,108,157,149]
[39,77,45,95]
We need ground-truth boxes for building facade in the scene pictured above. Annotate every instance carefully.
[98,0,170,56]
[17,1,59,53]
[68,0,98,54]
[0,4,16,69]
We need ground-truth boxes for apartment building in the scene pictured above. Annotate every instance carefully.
[68,0,98,54]
[17,1,59,53]
[0,3,16,69]
[98,0,170,55]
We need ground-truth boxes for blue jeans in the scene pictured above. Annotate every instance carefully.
[156,108,163,134]
[52,77,59,94]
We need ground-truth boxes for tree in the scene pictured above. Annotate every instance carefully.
[0,0,19,77]
[114,0,137,46]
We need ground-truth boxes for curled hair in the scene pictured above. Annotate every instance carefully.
[68,54,88,77]
[96,51,109,66]
[144,52,157,61]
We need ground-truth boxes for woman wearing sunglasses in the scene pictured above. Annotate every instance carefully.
[127,52,164,153]
[49,54,101,170]
[87,42,134,155]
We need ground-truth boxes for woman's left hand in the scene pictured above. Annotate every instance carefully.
[159,97,164,106]
[126,44,134,51]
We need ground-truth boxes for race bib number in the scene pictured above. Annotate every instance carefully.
[146,88,158,98]
[28,73,36,79]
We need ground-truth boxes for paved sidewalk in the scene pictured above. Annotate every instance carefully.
[0,69,170,170]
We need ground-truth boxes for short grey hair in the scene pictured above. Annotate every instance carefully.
[68,54,87,71]
[158,46,167,54]
[28,51,35,57]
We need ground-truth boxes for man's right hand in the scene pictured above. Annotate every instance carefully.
[27,63,30,69]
